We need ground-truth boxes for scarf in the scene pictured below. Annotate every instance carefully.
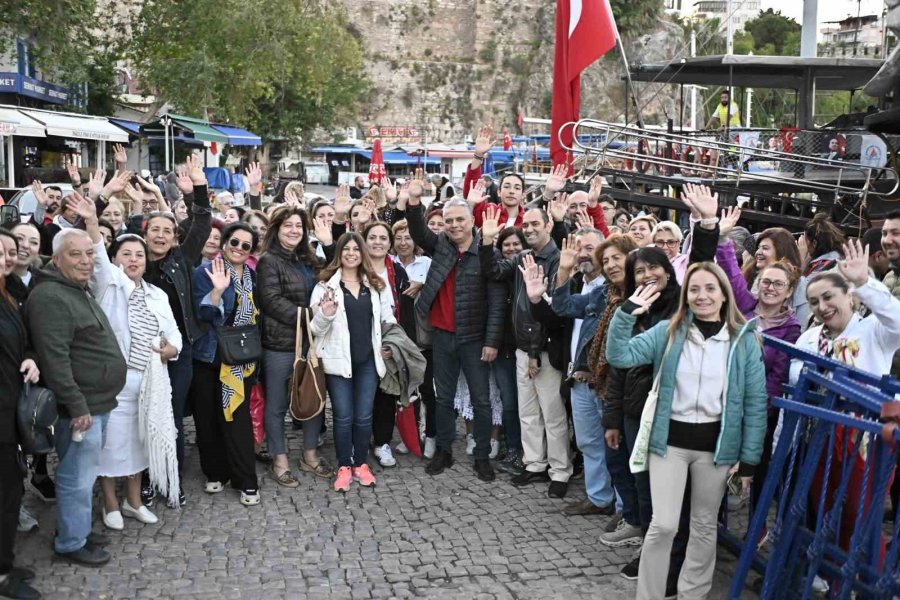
[587,284,624,394]
[219,261,258,421]
[138,345,180,506]
[817,323,861,367]
[384,256,400,320]
[755,302,795,333]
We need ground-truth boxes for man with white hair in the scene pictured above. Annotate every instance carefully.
[24,226,127,567]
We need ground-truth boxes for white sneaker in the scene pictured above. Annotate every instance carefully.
[395,441,409,455]
[489,439,500,459]
[17,505,38,532]
[240,490,261,506]
[465,433,475,456]
[375,443,396,467]
[205,481,225,494]
[122,501,158,524]
[102,508,124,531]
[423,437,436,459]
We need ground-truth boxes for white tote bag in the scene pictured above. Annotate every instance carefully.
[628,368,662,473]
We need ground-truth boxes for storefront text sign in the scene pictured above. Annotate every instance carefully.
[0,72,68,105]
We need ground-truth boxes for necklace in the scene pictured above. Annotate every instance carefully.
[341,277,360,283]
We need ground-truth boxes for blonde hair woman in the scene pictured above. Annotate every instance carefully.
[605,262,767,600]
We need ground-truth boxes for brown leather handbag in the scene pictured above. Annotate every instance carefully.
[289,307,326,421]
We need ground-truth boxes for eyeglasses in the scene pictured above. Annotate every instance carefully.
[228,238,253,252]
[654,240,680,249]
[759,278,787,291]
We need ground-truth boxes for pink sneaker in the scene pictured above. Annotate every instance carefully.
[352,464,376,487]
[333,466,352,492]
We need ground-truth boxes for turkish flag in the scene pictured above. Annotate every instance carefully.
[503,130,512,151]
[551,0,617,167]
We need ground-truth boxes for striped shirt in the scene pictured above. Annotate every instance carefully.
[127,284,159,371]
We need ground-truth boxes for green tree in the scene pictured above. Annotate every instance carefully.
[610,0,664,35]
[0,0,118,112]
[744,9,801,56]
[126,0,366,139]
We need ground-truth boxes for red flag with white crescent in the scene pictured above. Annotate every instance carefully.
[550,0,617,168]
[503,130,512,151]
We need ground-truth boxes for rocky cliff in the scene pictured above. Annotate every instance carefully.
[341,0,687,142]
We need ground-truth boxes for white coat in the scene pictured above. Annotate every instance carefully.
[309,269,396,379]
[89,241,183,360]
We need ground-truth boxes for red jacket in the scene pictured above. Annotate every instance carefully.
[473,202,524,228]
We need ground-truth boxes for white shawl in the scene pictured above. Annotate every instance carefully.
[139,343,180,507]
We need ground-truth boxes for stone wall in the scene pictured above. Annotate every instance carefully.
[341,0,686,142]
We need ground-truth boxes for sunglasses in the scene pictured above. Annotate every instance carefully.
[228,238,253,252]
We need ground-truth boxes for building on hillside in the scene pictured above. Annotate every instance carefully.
[819,14,893,59]
[690,0,762,31]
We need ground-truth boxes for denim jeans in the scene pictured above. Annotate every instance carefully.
[264,350,324,456]
[571,382,615,507]
[54,412,110,553]
[493,354,521,454]
[431,329,492,459]
[606,422,639,527]
[326,358,378,467]
[168,344,193,468]
[624,415,653,534]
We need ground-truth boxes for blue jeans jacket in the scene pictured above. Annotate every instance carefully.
[551,279,608,372]
[191,263,237,363]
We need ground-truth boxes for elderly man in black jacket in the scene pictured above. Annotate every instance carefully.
[406,176,506,483]
[480,204,572,498]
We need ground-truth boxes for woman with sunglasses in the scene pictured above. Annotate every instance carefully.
[257,206,336,487]
[141,156,211,507]
[191,222,262,506]
[67,196,182,527]
[310,233,396,492]
[650,221,687,284]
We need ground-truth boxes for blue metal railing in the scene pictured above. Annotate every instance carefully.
[725,335,899,600]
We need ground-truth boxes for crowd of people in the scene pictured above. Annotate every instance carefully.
[1,126,899,600]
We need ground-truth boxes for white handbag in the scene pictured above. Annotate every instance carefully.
[629,367,662,473]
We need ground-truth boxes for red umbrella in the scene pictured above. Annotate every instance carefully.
[368,138,386,185]
[396,403,422,457]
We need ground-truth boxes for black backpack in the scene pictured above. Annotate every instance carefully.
[17,383,58,454]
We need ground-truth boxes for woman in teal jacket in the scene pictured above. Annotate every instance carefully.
[606,261,767,600]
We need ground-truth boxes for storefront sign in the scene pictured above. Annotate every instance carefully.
[0,72,68,105]
[367,126,419,138]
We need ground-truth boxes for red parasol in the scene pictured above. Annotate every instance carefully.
[368,138,386,185]
[396,404,422,457]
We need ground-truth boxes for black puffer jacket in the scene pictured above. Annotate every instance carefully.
[406,203,505,348]
[256,242,329,353]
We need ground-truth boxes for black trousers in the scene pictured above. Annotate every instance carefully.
[419,349,436,438]
[372,390,397,447]
[190,361,258,491]
[0,444,24,575]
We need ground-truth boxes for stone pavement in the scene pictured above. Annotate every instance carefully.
[15,415,755,600]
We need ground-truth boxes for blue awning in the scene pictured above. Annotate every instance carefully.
[311,146,368,155]
[311,147,439,165]
[211,123,262,146]
[108,118,142,136]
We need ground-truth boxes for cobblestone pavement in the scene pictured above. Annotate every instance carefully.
[15,415,755,599]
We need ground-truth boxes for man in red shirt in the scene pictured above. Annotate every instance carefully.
[406,172,507,483]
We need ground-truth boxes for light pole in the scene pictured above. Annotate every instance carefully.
[161,115,173,172]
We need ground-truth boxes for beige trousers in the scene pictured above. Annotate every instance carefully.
[515,350,572,482]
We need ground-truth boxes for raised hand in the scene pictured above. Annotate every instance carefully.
[31,180,49,208]
[67,192,97,223]
[313,215,333,246]
[136,175,161,196]
[558,234,580,273]
[113,143,128,166]
[185,154,206,185]
[474,124,495,157]
[102,170,132,197]
[838,238,869,287]
[544,163,569,196]
[797,234,809,266]
[588,175,603,206]
[123,183,143,204]
[547,192,568,223]
[719,205,741,238]
[518,253,548,302]
[284,189,301,207]
[382,178,397,203]
[319,287,338,317]
[205,257,231,292]
[334,184,352,215]
[681,183,718,220]
[627,283,662,316]
[173,165,191,195]
[575,208,593,231]
[87,168,106,200]
[66,159,81,185]
[407,168,425,204]
[244,162,262,191]
[396,181,410,210]
[481,203,502,243]
[466,180,488,206]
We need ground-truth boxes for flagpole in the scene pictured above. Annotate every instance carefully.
[606,0,645,130]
